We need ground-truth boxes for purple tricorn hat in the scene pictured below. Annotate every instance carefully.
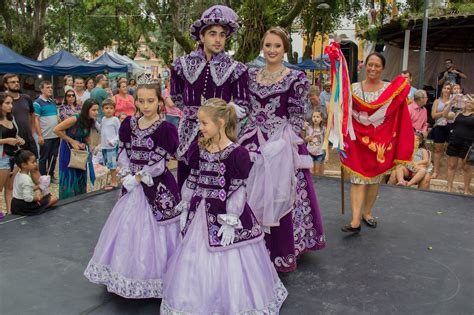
[189,5,240,41]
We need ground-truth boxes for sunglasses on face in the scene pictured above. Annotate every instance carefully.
[66,94,75,97]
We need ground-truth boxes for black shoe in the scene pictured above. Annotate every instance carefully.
[341,224,361,233]
[362,217,377,228]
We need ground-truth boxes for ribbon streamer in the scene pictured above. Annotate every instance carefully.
[323,42,355,152]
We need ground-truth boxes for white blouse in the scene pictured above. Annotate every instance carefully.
[13,172,35,202]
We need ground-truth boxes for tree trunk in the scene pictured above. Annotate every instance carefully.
[302,18,318,60]
[170,0,194,54]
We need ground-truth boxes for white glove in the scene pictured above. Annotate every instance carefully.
[179,210,188,231]
[137,171,154,187]
[121,174,140,192]
[175,200,190,231]
[229,101,246,119]
[217,224,236,247]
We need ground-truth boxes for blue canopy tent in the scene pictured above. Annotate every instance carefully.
[247,56,301,70]
[89,52,129,73]
[0,44,53,75]
[41,50,106,75]
[297,58,330,71]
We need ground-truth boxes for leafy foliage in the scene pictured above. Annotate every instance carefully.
[1,0,366,65]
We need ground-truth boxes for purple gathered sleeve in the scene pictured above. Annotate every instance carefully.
[141,159,166,178]
[117,148,130,176]
[287,72,310,134]
[117,117,132,175]
[225,185,246,217]
[158,122,179,159]
[181,174,197,202]
[181,141,200,202]
[217,146,252,227]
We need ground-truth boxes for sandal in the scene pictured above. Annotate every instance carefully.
[362,216,377,228]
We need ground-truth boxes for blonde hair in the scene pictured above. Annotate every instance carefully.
[261,27,290,53]
[198,98,237,149]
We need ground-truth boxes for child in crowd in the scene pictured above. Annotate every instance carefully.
[394,133,431,187]
[304,111,328,175]
[96,99,120,190]
[117,112,128,123]
[84,83,181,299]
[160,98,287,314]
[64,75,74,92]
[451,83,465,114]
[11,150,57,216]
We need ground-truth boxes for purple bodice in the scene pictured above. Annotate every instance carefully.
[183,143,263,251]
[171,48,250,163]
[119,117,180,223]
[239,68,310,157]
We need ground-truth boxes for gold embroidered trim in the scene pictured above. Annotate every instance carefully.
[352,79,409,110]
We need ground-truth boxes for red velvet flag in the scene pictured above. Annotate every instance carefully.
[341,75,415,181]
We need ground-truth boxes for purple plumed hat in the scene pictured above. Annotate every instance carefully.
[189,5,240,41]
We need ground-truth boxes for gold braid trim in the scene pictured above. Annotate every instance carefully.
[352,79,409,110]
[341,157,412,182]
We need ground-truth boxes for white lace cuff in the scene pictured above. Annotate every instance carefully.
[175,200,190,213]
[217,214,243,229]
[137,170,153,187]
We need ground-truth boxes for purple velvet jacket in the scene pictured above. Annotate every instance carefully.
[239,68,311,160]
[170,48,250,164]
[118,117,181,224]
[182,142,263,251]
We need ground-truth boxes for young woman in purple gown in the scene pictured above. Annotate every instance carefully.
[161,98,287,314]
[84,84,181,298]
[239,27,326,272]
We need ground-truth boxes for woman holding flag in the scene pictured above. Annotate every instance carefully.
[324,47,414,233]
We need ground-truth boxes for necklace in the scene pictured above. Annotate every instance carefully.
[139,115,159,128]
[259,65,286,85]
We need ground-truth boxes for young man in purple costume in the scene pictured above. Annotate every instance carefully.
[170,5,250,189]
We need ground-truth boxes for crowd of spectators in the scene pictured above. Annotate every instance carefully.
[0,73,182,218]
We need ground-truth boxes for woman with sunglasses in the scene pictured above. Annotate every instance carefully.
[58,91,81,122]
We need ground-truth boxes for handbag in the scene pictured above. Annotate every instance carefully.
[464,144,474,166]
[68,144,90,170]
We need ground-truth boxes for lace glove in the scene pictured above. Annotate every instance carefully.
[217,224,236,247]
[175,200,190,231]
[136,170,154,187]
[121,174,140,192]
[229,101,246,119]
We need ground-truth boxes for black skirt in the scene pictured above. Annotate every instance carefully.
[11,194,51,216]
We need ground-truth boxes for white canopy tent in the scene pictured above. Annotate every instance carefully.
[107,51,145,77]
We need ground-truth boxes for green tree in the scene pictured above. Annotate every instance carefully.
[300,0,363,61]
[45,0,153,58]
[0,0,52,59]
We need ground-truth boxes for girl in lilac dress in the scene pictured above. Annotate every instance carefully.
[161,98,287,314]
[239,27,326,272]
[84,84,181,298]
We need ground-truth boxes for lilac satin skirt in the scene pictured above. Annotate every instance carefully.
[161,201,288,314]
[84,185,181,298]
